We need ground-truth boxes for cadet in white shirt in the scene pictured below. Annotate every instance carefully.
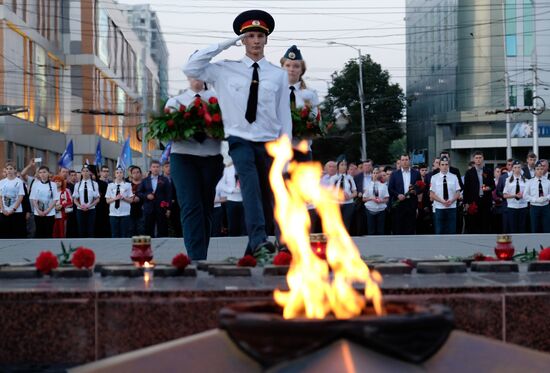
[29,166,59,238]
[429,156,461,234]
[165,78,224,260]
[329,159,357,233]
[362,167,389,235]
[105,167,134,238]
[524,160,550,233]
[0,163,26,238]
[72,165,100,237]
[220,162,246,236]
[184,9,292,255]
[280,45,320,162]
[503,160,528,233]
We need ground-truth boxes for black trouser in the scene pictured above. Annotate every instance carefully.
[0,213,26,238]
[465,200,492,234]
[34,215,55,238]
[76,209,96,238]
[226,200,247,236]
[392,199,417,235]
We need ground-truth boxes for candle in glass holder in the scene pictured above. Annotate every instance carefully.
[310,233,327,260]
[143,261,153,288]
[131,236,153,265]
[494,234,515,260]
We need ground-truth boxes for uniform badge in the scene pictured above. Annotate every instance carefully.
[288,52,296,59]
[252,20,260,26]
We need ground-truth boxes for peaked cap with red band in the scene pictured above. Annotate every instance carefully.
[233,10,275,35]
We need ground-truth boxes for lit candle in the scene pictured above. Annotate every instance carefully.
[143,261,153,288]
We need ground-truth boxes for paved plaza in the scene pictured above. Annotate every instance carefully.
[1,234,549,265]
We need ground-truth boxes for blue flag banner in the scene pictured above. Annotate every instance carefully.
[117,136,132,170]
[159,141,172,165]
[95,140,102,166]
[58,140,74,169]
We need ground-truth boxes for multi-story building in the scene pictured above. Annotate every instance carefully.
[0,0,163,171]
[123,4,169,100]
[406,0,550,169]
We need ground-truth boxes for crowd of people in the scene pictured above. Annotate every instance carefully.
[2,9,548,263]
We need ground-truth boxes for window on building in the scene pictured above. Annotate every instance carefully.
[523,0,535,56]
[524,85,533,106]
[509,85,517,107]
[505,0,517,57]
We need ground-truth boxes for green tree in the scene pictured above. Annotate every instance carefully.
[317,55,404,164]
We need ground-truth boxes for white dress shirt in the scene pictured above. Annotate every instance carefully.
[524,176,550,206]
[401,168,411,192]
[503,176,528,209]
[0,177,25,213]
[165,89,221,156]
[105,181,133,216]
[329,173,357,204]
[429,172,460,209]
[184,43,292,142]
[72,179,100,210]
[363,181,389,213]
[30,180,59,216]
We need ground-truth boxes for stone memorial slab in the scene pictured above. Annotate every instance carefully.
[153,265,197,277]
[0,266,42,279]
[262,265,289,276]
[471,262,519,273]
[52,267,93,278]
[209,266,251,277]
[417,262,467,274]
[101,266,143,277]
[373,263,413,275]
[527,261,550,272]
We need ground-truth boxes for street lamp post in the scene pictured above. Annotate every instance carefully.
[328,41,367,160]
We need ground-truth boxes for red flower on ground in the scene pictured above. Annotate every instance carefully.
[160,201,170,209]
[184,112,192,120]
[273,251,292,266]
[172,253,191,270]
[35,251,59,274]
[211,113,221,123]
[484,256,497,261]
[539,247,550,260]
[166,119,175,128]
[179,104,186,113]
[473,252,486,261]
[71,247,95,269]
[237,255,257,267]
[208,97,218,104]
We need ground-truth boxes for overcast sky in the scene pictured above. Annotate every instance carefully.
[120,0,406,100]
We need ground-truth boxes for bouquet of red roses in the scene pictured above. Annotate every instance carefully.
[291,105,323,138]
[143,97,224,142]
[392,181,423,209]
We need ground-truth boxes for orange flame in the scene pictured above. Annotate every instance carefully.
[267,136,384,319]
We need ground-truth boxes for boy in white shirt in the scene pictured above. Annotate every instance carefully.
[105,167,134,238]
[29,166,58,238]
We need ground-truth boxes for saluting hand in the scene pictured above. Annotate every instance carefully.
[220,34,246,50]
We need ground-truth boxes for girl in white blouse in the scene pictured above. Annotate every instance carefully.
[329,159,357,232]
[363,167,389,235]
[502,161,528,233]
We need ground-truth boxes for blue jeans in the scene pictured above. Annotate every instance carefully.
[530,205,550,233]
[76,209,96,238]
[366,210,385,235]
[110,216,130,238]
[227,136,274,253]
[171,153,224,260]
[434,208,457,234]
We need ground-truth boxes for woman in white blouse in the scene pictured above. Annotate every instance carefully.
[329,159,357,232]
[502,160,528,233]
[362,167,389,235]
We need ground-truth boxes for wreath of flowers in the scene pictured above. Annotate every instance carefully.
[144,97,224,142]
[291,104,323,138]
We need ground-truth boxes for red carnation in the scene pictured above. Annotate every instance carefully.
[273,251,292,266]
[300,107,309,119]
[172,253,191,270]
[35,251,59,274]
[473,252,486,261]
[539,247,550,261]
[416,180,426,190]
[160,201,170,209]
[484,256,497,261]
[71,247,95,269]
[179,104,186,113]
[166,119,175,128]
[467,202,478,215]
[194,97,201,107]
[204,111,213,127]
[184,112,191,120]
[237,255,257,267]
[212,113,221,123]
[197,108,205,118]
[164,107,171,114]
[208,97,218,105]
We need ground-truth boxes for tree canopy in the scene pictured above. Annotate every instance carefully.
[314,55,405,165]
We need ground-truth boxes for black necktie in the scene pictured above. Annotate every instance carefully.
[245,62,259,123]
[289,86,296,110]
[83,181,89,204]
[539,179,544,197]
[515,178,520,200]
[443,175,449,200]
[115,184,121,209]
[195,93,201,98]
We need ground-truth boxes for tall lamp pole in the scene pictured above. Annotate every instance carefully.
[328,41,367,160]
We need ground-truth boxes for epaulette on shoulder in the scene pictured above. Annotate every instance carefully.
[220,59,240,63]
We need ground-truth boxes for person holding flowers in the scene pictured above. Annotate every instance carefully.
[165,77,224,260]
[280,45,321,162]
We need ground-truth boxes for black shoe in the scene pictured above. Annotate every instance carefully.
[274,238,289,253]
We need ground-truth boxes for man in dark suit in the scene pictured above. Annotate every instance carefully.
[353,159,373,235]
[463,151,495,234]
[388,154,421,235]
[137,160,172,237]
[522,152,537,180]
